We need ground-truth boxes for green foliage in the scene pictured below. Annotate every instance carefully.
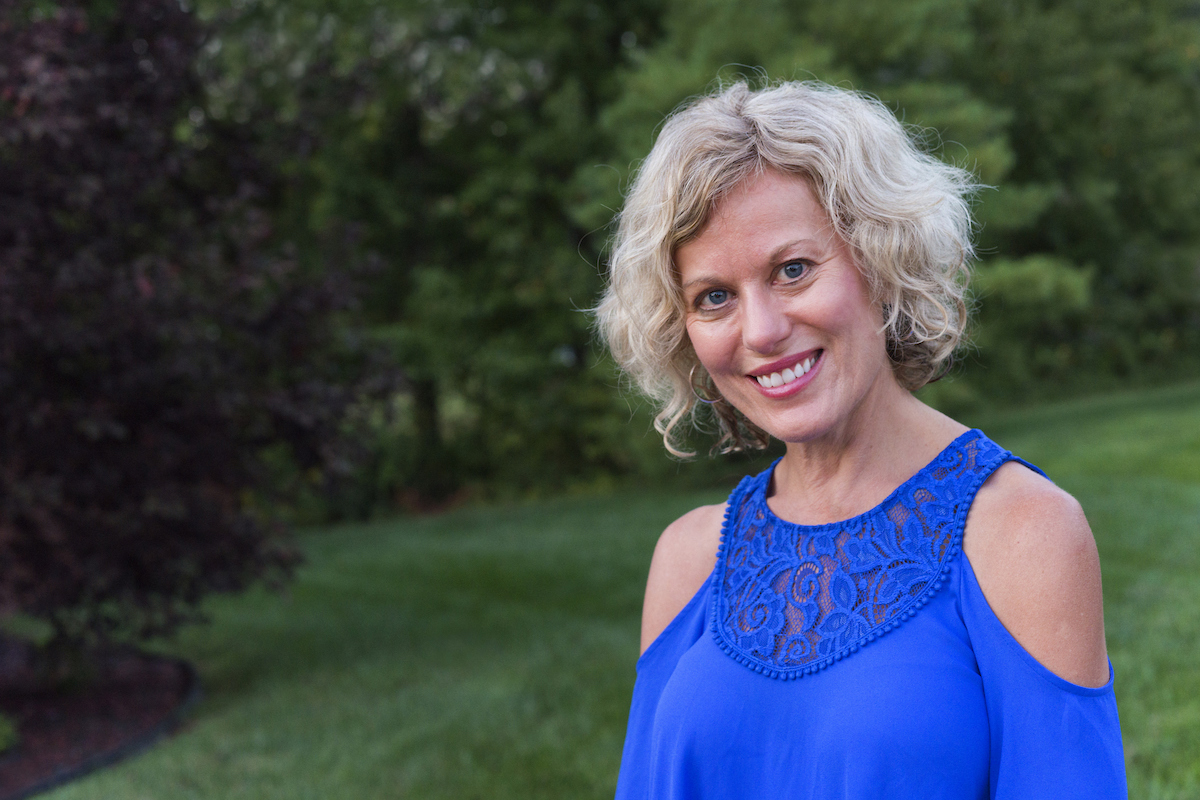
[0,712,17,755]
[191,0,672,506]
[962,0,1200,382]
[188,0,1200,508]
[971,255,1094,384]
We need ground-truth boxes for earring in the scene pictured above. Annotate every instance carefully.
[689,364,722,405]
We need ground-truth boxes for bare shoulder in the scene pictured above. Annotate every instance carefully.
[963,460,1110,687]
[639,503,725,655]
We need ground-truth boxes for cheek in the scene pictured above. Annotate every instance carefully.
[812,286,886,353]
[685,320,733,372]
[843,316,891,374]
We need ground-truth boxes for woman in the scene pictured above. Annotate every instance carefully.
[596,81,1126,799]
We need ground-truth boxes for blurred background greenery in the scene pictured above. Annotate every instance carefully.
[190,0,1200,512]
[7,0,1200,521]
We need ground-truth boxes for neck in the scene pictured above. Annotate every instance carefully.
[767,386,966,525]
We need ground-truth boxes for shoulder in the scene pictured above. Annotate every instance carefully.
[963,460,1110,687]
[639,503,725,655]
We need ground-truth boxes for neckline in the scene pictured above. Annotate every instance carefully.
[756,428,984,532]
[709,427,1008,680]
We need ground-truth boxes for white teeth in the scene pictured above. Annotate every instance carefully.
[755,355,818,388]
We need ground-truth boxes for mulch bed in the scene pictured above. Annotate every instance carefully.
[0,636,200,800]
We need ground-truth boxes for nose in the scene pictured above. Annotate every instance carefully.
[740,288,791,354]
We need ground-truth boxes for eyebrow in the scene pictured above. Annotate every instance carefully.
[680,273,719,290]
[679,237,825,291]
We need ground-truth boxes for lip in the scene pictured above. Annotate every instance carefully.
[747,349,823,398]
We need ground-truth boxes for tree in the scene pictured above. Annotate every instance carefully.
[963,0,1200,387]
[0,0,374,655]
[174,0,1200,510]
[196,0,673,506]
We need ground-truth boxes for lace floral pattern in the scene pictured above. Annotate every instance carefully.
[711,430,1009,679]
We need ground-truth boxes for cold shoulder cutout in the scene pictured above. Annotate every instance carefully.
[640,503,724,654]
[614,431,1127,800]
[964,461,1110,687]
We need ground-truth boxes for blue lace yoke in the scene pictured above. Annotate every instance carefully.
[714,429,995,679]
[614,430,1128,800]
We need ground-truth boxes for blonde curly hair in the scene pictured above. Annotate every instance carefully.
[595,80,980,457]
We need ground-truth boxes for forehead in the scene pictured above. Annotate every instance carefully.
[675,170,837,276]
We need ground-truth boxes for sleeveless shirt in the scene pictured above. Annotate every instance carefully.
[614,430,1127,799]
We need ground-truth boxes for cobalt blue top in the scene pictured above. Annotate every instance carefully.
[615,430,1127,799]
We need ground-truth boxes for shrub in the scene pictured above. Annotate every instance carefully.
[0,0,375,652]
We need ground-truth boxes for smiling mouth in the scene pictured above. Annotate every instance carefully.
[753,353,819,389]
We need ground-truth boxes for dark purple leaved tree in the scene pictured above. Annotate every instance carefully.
[0,0,376,666]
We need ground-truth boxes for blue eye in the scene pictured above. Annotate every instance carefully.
[702,289,729,307]
[781,261,809,280]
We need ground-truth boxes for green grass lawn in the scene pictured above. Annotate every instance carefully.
[48,381,1200,799]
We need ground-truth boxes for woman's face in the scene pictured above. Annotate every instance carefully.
[675,169,899,446]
